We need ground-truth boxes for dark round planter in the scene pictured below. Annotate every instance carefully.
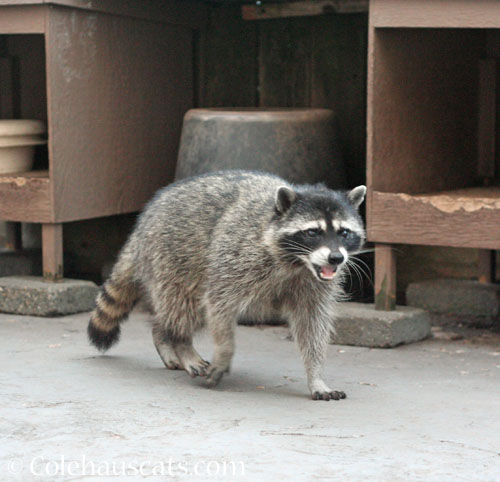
[175,108,346,188]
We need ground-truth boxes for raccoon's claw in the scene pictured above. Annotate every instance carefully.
[205,366,225,387]
[312,390,346,401]
[186,363,209,378]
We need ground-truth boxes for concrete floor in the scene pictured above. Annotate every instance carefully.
[1,310,499,481]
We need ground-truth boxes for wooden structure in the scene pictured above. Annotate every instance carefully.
[0,0,201,279]
[367,0,500,309]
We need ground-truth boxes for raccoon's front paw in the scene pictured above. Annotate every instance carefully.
[311,390,346,401]
[205,364,229,388]
[309,379,346,401]
[185,359,210,378]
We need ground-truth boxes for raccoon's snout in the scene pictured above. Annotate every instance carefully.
[308,248,347,281]
[328,252,344,266]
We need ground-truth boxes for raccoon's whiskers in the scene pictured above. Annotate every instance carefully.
[345,259,364,293]
[280,240,313,254]
[352,248,375,255]
[349,255,373,286]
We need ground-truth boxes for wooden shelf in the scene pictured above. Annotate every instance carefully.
[370,0,500,29]
[368,186,500,250]
[0,170,51,223]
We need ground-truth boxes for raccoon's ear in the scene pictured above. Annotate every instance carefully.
[275,186,297,215]
[347,185,366,209]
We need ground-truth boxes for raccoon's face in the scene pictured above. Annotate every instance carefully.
[272,184,366,282]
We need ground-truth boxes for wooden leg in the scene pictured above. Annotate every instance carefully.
[5,222,22,251]
[42,223,63,281]
[375,243,396,311]
[478,249,495,284]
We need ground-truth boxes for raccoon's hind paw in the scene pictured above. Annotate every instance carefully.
[205,365,228,388]
[174,345,210,378]
[311,390,347,401]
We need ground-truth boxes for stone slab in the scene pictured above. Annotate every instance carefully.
[0,276,98,316]
[0,249,41,277]
[332,302,431,348]
[407,278,500,317]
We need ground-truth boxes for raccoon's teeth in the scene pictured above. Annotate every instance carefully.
[319,266,336,280]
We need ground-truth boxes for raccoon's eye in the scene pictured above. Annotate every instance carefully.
[305,228,322,237]
[338,228,351,238]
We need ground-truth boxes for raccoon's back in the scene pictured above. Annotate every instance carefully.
[130,170,284,280]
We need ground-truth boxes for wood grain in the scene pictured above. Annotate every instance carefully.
[42,223,63,280]
[46,6,194,222]
[259,17,312,107]
[375,244,396,311]
[369,189,500,250]
[371,0,500,29]
[242,0,368,20]
[0,0,204,28]
[311,13,367,186]
[0,56,14,117]
[477,59,496,180]
[367,28,482,194]
[6,34,47,122]
[0,5,45,33]
[0,171,52,222]
[198,5,258,107]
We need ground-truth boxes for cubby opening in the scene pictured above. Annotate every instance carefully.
[0,34,48,175]
[368,28,500,249]
[371,28,500,194]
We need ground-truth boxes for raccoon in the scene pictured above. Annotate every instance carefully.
[88,170,366,401]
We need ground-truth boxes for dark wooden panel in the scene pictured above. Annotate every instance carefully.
[368,29,483,194]
[368,190,500,250]
[6,34,47,122]
[0,56,14,117]
[46,7,194,222]
[198,5,258,107]
[0,171,52,222]
[242,0,368,20]
[477,59,496,180]
[259,17,312,107]
[311,13,367,186]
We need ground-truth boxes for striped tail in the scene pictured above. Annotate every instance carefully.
[88,260,138,351]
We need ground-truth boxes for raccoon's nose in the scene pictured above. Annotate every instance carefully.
[328,252,345,266]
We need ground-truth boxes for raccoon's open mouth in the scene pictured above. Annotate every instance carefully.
[314,264,337,281]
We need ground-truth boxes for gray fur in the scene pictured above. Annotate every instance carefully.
[88,170,365,400]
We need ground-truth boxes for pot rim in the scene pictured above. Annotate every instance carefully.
[0,119,46,136]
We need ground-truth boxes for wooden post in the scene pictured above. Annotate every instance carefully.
[42,223,63,281]
[478,249,495,284]
[375,243,396,311]
[5,222,22,251]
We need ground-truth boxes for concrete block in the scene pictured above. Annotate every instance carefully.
[0,249,41,277]
[332,302,431,348]
[407,279,500,317]
[0,276,98,316]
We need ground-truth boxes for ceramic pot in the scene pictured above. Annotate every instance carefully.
[175,108,346,188]
[0,119,46,174]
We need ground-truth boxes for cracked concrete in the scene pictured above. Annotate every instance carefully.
[0,310,499,481]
